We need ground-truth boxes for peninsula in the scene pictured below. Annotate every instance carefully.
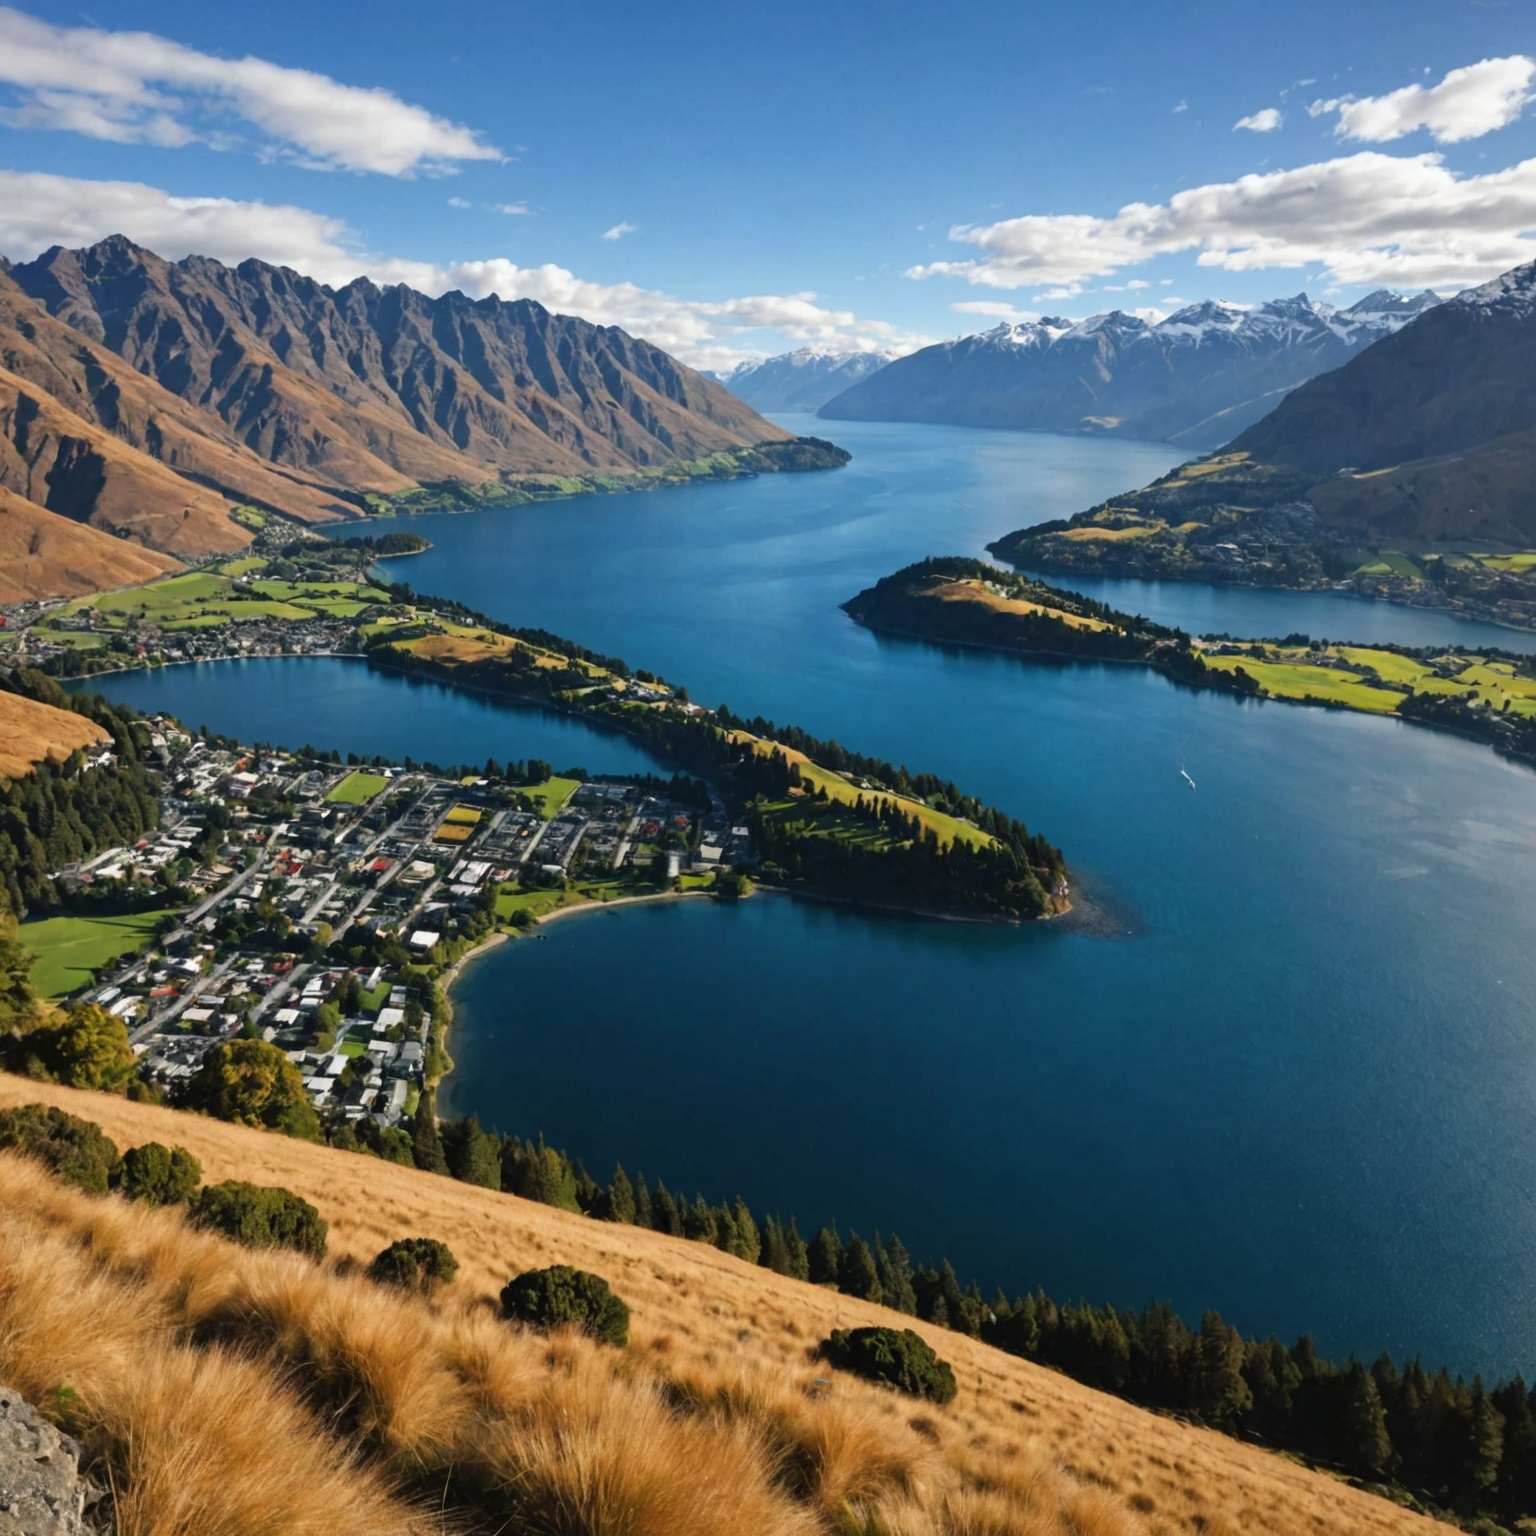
[843,557,1536,766]
[986,258,1536,633]
[3,537,1068,929]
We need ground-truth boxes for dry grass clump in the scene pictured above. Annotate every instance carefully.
[0,1203,425,1535]
[0,1076,1460,1536]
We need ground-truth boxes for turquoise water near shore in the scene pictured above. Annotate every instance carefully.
[78,416,1536,1378]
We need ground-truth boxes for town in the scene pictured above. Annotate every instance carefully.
[40,716,752,1131]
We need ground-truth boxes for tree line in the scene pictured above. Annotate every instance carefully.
[0,670,161,917]
[402,1097,1536,1525]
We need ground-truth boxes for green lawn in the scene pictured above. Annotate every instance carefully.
[1327,647,1433,686]
[357,980,391,1013]
[1204,656,1403,713]
[326,770,390,805]
[21,909,177,999]
[1354,551,1422,580]
[493,884,572,921]
[520,776,581,819]
[492,868,671,923]
[59,568,389,634]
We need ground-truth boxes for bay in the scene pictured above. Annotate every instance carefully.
[79,416,1536,1378]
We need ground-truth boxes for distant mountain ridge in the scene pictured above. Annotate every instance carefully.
[819,290,1440,449]
[0,235,833,600]
[713,348,897,412]
[988,260,1536,607]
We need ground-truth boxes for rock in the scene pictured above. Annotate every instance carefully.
[0,1389,91,1535]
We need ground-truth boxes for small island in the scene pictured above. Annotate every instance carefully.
[844,557,1536,766]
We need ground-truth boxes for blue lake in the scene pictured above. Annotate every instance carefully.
[78,415,1536,1378]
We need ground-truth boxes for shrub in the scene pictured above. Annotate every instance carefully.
[179,1038,321,1140]
[817,1327,957,1404]
[368,1237,459,1293]
[499,1264,629,1346]
[10,1005,137,1093]
[0,1103,118,1194]
[190,1180,327,1259]
[113,1141,201,1205]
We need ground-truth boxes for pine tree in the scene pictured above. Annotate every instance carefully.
[727,1196,761,1264]
[605,1165,637,1224]
[684,1196,719,1245]
[632,1173,653,1230]
[783,1218,810,1281]
[808,1223,843,1285]
[875,1233,918,1314]
[652,1180,683,1236]
[442,1116,500,1190]
[1335,1362,1393,1477]
[1195,1312,1253,1429]
[760,1215,791,1274]
[838,1233,882,1303]
[411,1100,448,1175]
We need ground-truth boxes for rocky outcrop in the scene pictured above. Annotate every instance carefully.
[0,1389,94,1535]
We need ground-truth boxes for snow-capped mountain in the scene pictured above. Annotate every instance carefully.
[713,347,897,413]
[818,290,1441,449]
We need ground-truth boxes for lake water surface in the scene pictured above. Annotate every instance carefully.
[78,416,1536,1378]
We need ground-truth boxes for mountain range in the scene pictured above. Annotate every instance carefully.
[989,260,1536,586]
[819,291,1440,449]
[712,348,896,412]
[0,236,817,600]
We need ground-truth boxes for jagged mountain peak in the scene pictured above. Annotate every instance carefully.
[0,236,797,595]
[820,281,1450,447]
[715,345,897,411]
[1456,261,1536,315]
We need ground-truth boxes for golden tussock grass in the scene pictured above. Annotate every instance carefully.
[0,688,110,778]
[0,1074,1455,1536]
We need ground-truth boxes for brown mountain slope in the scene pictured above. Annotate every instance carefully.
[0,364,249,559]
[0,269,356,528]
[0,485,181,603]
[0,688,108,777]
[1225,261,1536,544]
[990,261,1536,581]
[0,1075,1450,1536]
[11,236,791,485]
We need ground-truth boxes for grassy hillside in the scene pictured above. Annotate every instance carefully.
[0,486,183,603]
[0,1074,1451,1536]
[0,687,109,778]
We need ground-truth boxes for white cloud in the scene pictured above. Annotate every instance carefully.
[907,150,1536,293]
[492,201,529,216]
[600,221,636,241]
[0,5,499,174]
[1234,107,1282,133]
[1173,99,1188,114]
[1124,278,1151,290]
[1310,55,1534,145]
[950,300,1037,321]
[446,196,471,210]
[0,170,929,372]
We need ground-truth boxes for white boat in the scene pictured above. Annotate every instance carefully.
[1180,768,1196,791]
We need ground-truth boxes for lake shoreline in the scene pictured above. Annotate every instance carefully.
[1004,553,1536,637]
[844,605,1536,777]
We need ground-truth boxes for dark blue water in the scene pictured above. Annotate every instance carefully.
[73,657,671,777]
[80,417,1536,1378]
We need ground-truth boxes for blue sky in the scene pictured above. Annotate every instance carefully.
[2,0,1535,368]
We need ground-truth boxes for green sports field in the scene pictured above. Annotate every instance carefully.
[325,770,390,805]
[21,909,177,999]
